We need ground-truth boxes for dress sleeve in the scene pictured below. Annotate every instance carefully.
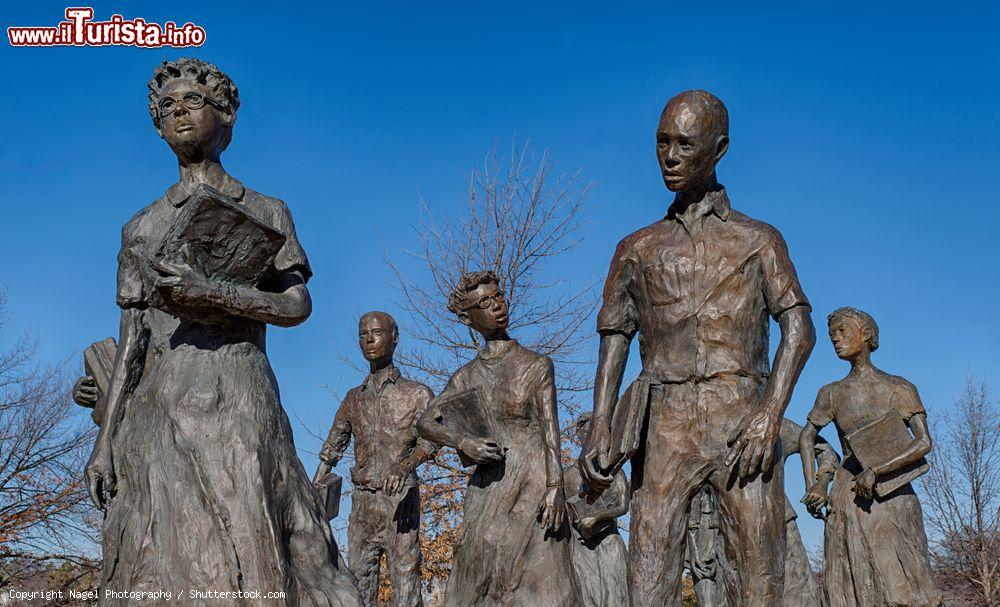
[116,222,148,310]
[760,227,809,317]
[596,238,639,338]
[890,380,927,421]
[806,386,836,428]
[270,198,313,283]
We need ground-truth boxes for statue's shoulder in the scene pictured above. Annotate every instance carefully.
[877,370,919,394]
[726,209,788,245]
[241,187,295,227]
[615,219,669,254]
[398,375,434,400]
[120,198,165,244]
[343,384,365,404]
[512,342,555,379]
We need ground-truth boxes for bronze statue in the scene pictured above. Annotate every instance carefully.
[578,90,816,606]
[314,311,436,607]
[563,414,629,607]
[83,58,360,606]
[800,307,942,607]
[417,271,582,607]
[685,418,839,607]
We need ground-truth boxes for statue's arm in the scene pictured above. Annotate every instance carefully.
[763,306,816,422]
[400,387,440,472]
[85,308,149,509]
[871,413,932,478]
[727,305,815,479]
[799,421,821,489]
[578,332,630,489]
[203,269,312,327]
[535,358,567,532]
[314,401,352,483]
[813,433,840,485]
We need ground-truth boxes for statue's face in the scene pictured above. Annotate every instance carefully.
[460,282,509,335]
[656,99,725,192]
[157,78,230,161]
[358,316,396,363]
[828,316,868,361]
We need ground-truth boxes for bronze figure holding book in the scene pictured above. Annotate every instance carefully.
[417,271,581,607]
[315,311,436,607]
[578,90,816,606]
[83,58,361,606]
[800,307,942,607]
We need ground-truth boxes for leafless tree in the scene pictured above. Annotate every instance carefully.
[0,291,100,593]
[382,141,597,599]
[921,377,1000,606]
[387,141,596,405]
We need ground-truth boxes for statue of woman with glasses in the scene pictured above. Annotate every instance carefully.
[417,271,581,607]
[84,58,360,606]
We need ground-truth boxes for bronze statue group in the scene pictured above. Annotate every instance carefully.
[72,58,943,606]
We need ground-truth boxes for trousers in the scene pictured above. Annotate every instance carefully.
[627,375,786,606]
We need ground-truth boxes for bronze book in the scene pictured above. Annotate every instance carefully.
[435,387,505,467]
[83,337,117,426]
[315,473,342,522]
[606,375,651,473]
[845,408,929,498]
[149,183,286,316]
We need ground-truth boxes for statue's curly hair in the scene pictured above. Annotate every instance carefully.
[828,307,879,352]
[147,58,240,148]
[447,270,500,315]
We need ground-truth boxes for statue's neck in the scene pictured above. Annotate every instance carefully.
[673,172,720,210]
[178,157,228,189]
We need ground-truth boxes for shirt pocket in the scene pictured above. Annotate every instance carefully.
[640,260,686,307]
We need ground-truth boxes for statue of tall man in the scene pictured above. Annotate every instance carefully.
[315,312,436,607]
[578,90,816,606]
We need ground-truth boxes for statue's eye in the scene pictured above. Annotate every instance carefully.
[158,98,176,114]
[184,92,206,108]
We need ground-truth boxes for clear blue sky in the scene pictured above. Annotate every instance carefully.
[2,1,998,550]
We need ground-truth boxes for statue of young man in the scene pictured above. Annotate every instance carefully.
[315,311,436,607]
[578,90,816,606]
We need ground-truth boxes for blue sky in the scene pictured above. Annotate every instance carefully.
[2,1,998,550]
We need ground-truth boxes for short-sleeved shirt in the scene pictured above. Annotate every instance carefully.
[320,365,435,492]
[597,188,809,382]
[115,175,311,352]
[806,371,927,461]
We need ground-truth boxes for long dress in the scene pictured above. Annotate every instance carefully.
[807,370,942,607]
[562,464,628,607]
[100,180,360,606]
[436,340,580,607]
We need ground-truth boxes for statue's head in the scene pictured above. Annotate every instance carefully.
[447,271,509,337]
[148,58,240,163]
[358,311,399,364]
[573,413,592,444]
[657,90,729,192]
[827,307,879,361]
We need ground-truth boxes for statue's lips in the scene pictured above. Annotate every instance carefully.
[175,124,195,133]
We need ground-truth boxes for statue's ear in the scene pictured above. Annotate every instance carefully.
[457,310,472,327]
[715,135,729,163]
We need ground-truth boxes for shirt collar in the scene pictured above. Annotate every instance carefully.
[362,364,401,392]
[165,173,246,207]
[666,187,731,224]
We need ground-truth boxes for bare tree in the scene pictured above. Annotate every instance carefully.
[0,291,99,594]
[921,377,1000,606]
[383,141,597,599]
[388,141,596,403]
